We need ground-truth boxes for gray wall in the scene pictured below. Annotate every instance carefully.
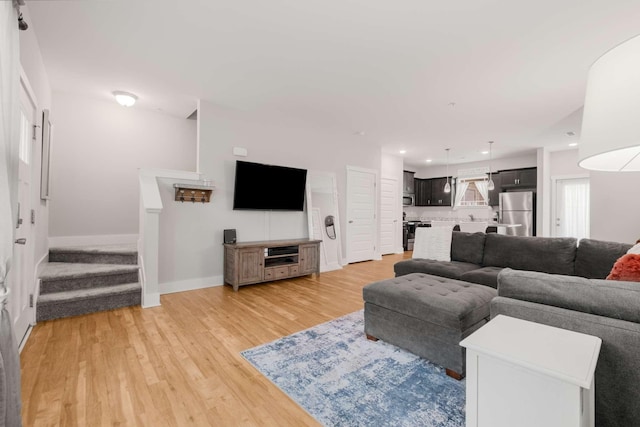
[49,92,197,238]
[155,100,381,287]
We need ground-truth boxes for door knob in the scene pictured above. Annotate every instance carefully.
[349,220,354,223]
[15,238,26,245]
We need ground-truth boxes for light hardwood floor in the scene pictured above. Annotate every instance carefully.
[21,253,408,426]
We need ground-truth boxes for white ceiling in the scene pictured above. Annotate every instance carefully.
[26,0,640,167]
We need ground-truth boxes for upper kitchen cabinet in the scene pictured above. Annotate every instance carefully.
[414,178,431,206]
[403,170,415,194]
[430,177,453,206]
[499,167,537,189]
[414,177,453,206]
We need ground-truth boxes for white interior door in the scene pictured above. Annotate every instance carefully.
[8,79,37,345]
[346,167,377,263]
[553,177,590,240]
[380,178,399,255]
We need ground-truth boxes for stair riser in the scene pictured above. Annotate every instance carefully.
[40,272,139,294]
[36,291,141,322]
[49,252,137,265]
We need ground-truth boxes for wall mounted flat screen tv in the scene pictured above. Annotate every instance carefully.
[233,160,307,211]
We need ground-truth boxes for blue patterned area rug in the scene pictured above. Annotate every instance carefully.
[241,310,465,427]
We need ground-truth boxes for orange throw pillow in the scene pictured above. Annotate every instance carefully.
[607,254,640,282]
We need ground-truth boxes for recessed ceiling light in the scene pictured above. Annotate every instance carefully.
[113,91,137,107]
[426,159,432,163]
[399,150,407,154]
[569,142,578,147]
[481,150,489,155]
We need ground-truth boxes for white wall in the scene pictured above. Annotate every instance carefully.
[48,92,196,239]
[549,149,586,177]
[19,5,52,266]
[154,100,381,287]
[590,171,640,244]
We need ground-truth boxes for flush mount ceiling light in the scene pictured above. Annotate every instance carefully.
[579,33,640,171]
[113,91,138,107]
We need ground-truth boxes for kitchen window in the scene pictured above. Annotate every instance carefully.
[454,177,489,208]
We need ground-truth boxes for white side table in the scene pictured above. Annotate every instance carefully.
[460,315,601,427]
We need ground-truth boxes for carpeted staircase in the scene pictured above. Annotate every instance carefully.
[37,244,142,321]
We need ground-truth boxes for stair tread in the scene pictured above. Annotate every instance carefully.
[38,283,141,304]
[49,244,137,255]
[41,262,139,281]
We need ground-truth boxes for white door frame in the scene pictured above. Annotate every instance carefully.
[550,174,590,238]
[346,165,379,263]
[12,69,39,348]
[379,177,401,255]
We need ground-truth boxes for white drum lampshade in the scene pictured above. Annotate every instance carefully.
[579,34,640,171]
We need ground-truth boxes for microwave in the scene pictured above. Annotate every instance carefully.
[403,195,414,206]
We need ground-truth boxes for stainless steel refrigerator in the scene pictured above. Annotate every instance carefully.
[499,191,534,236]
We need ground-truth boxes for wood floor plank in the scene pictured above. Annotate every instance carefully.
[21,253,408,426]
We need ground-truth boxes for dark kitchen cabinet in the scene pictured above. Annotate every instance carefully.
[430,177,453,206]
[414,178,431,206]
[414,177,453,206]
[499,167,537,189]
[403,171,415,194]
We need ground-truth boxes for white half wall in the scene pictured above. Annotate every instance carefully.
[48,92,197,239]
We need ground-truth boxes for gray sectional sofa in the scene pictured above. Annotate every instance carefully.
[389,232,637,427]
[394,232,632,286]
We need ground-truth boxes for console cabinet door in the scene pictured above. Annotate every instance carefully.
[299,243,319,274]
[238,247,264,284]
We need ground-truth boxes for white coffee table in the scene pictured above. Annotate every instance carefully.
[460,315,601,427]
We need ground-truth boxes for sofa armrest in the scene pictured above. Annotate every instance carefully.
[497,268,640,324]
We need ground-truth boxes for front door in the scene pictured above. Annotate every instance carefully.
[346,167,377,263]
[8,77,37,346]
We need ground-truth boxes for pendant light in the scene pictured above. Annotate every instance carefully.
[444,148,451,193]
[487,141,495,191]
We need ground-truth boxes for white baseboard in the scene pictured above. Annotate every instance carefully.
[159,275,224,295]
[49,234,139,247]
[142,292,161,308]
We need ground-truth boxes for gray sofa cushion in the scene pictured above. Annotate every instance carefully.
[460,266,504,289]
[451,231,486,265]
[497,268,640,324]
[482,233,577,275]
[575,238,633,279]
[394,259,480,280]
[363,273,497,330]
